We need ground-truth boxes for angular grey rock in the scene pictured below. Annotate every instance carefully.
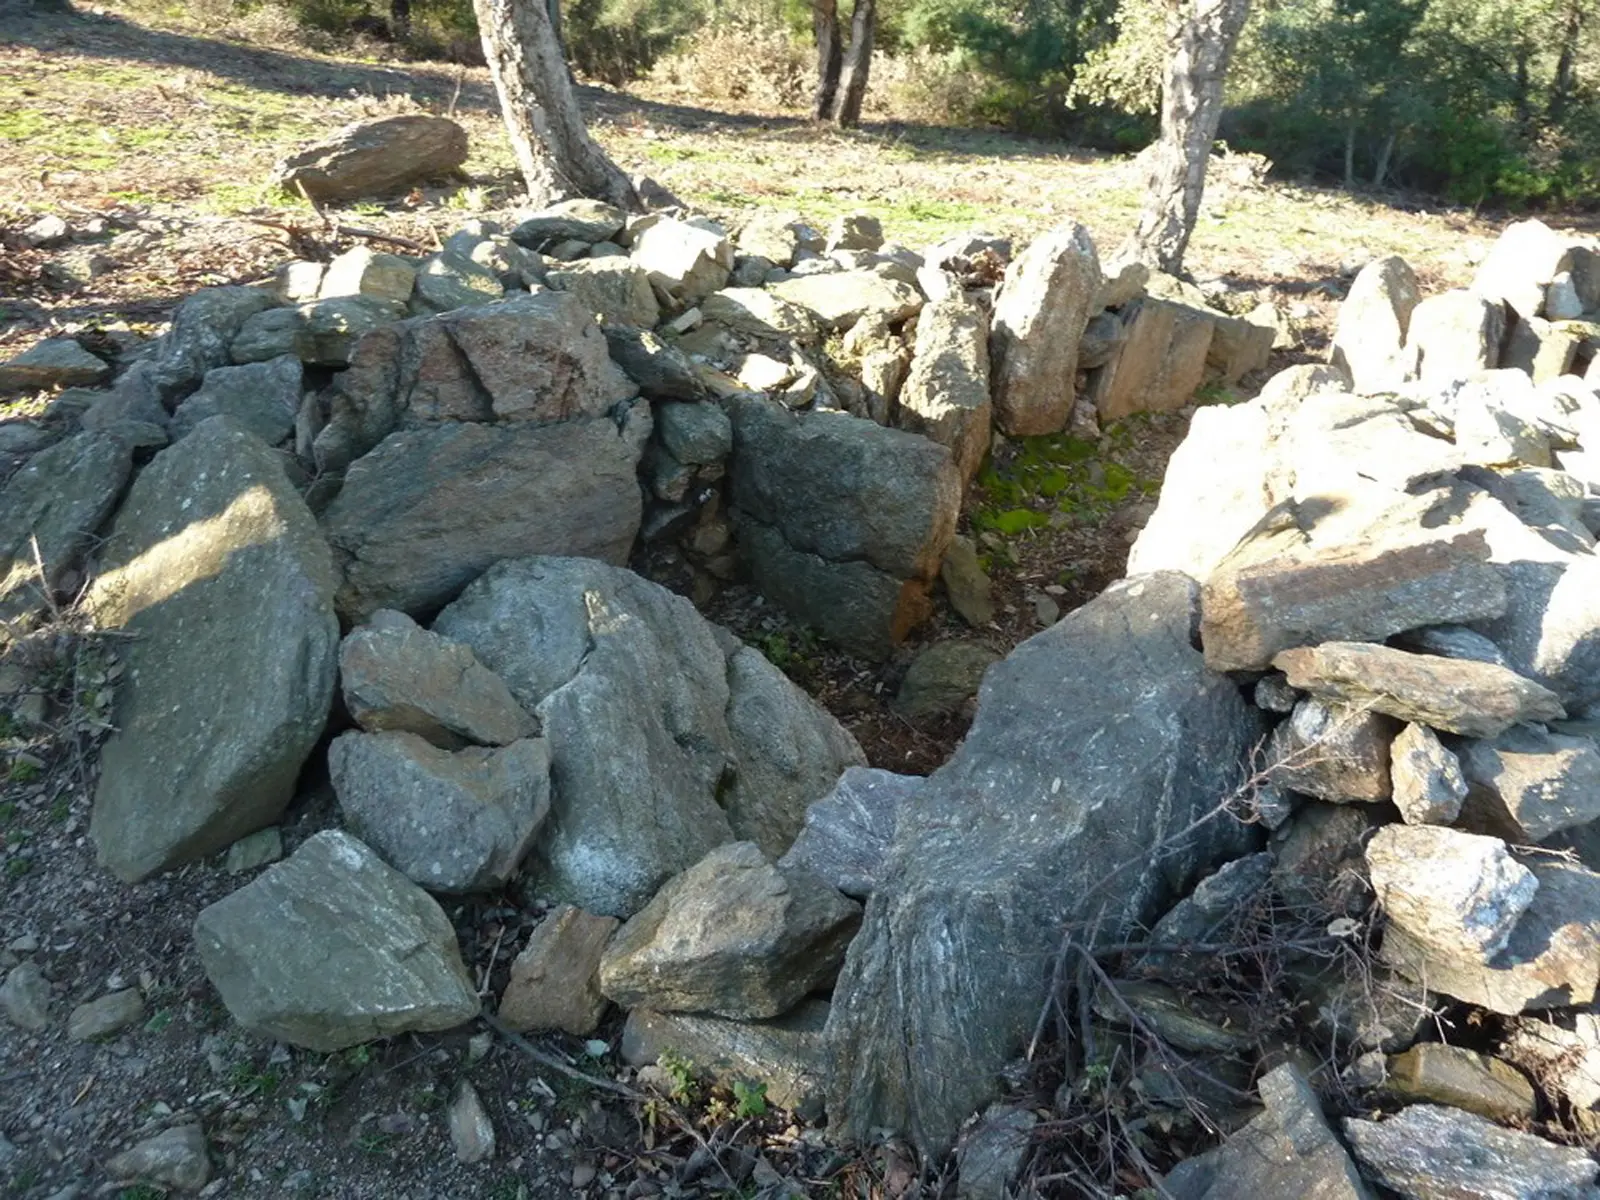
[313,291,637,474]
[171,356,302,445]
[339,610,534,748]
[1472,218,1576,320]
[88,418,338,882]
[778,766,924,900]
[1461,726,1600,844]
[1390,723,1468,825]
[1504,1012,1600,1126]
[546,258,659,328]
[1366,825,1537,963]
[229,306,315,365]
[511,198,626,247]
[892,640,1000,721]
[1272,801,1381,916]
[105,1124,211,1193]
[319,245,416,304]
[599,842,861,1019]
[621,999,832,1117]
[1255,673,1300,713]
[631,216,732,304]
[827,573,1262,1154]
[1163,1064,1374,1200]
[895,289,992,483]
[411,250,504,314]
[1275,642,1565,738]
[272,114,468,205]
[67,989,145,1041]
[1088,295,1216,422]
[736,211,808,268]
[1329,256,1420,394]
[728,397,961,657]
[193,830,480,1050]
[1127,400,1274,583]
[0,337,109,393]
[150,286,278,401]
[1267,698,1396,803]
[225,827,283,873]
[0,961,52,1032]
[328,731,551,893]
[498,905,618,1036]
[1408,289,1504,384]
[941,534,995,627]
[657,400,731,465]
[701,288,819,341]
[603,326,707,400]
[435,557,860,915]
[1383,857,1600,1014]
[827,212,884,252]
[0,431,133,623]
[448,1081,495,1165]
[1454,369,1555,466]
[722,645,868,857]
[956,1105,1037,1200]
[1344,1104,1597,1200]
[1137,853,1274,979]
[989,223,1100,435]
[769,270,922,331]
[1200,496,1508,672]
[1385,1043,1536,1122]
[1393,623,1511,667]
[322,410,650,622]
[1504,314,1585,384]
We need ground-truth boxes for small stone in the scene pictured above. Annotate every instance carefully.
[0,961,52,1032]
[105,1124,211,1193]
[1032,594,1060,627]
[893,641,999,721]
[1390,723,1468,825]
[1385,1043,1536,1122]
[67,988,145,1041]
[572,1162,597,1187]
[21,214,70,248]
[1366,825,1537,962]
[224,827,283,873]
[448,1081,495,1165]
[1253,674,1300,713]
[1266,698,1395,803]
[941,535,994,627]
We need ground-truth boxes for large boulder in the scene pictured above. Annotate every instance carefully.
[0,431,134,624]
[1087,296,1216,422]
[1408,290,1505,384]
[88,418,339,882]
[193,830,480,1050]
[728,397,961,657]
[598,841,861,1019]
[328,731,551,893]
[894,289,992,483]
[272,115,469,206]
[825,573,1262,1154]
[1472,218,1579,320]
[768,270,921,331]
[433,557,862,915]
[988,223,1100,436]
[321,409,651,622]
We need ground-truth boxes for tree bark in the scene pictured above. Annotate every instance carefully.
[829,0,876,129]
[813,0,844,121]
[473,0,639,209]
[1122,0,1252,276]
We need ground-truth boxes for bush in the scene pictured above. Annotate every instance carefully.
[649,15,812,109]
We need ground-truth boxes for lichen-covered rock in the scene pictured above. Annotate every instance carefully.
[272,115,468,205]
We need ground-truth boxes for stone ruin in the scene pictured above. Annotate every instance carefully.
[6,200,1600,1196]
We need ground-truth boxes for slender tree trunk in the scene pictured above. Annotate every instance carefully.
[1548,0,1583,125]
[473,0,639,209]
[829,0,876,128]
[1343,121,1356,189]
[1513,42,1533,137]
[389,0,411,40]
[547,0,571,78]
[1373,130,1395,188]
[1122,0,1252,276]
[813,0,844,121]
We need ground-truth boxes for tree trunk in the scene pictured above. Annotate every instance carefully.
[829,0,877,129]
[1547,0,1583,125]
[813,0,844,121]
[473,0,639,209]
[1372,130,1395,188]
[1122,0,1252,276]
[389,0,411,40]
[1343,121,1356,189]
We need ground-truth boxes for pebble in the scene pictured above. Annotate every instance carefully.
[448,1081,495,1165]
[0,961,53,1032]
[105,1123,211,1192]
[573,1162,598,1187]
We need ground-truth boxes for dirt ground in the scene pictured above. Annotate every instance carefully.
[0,3,1570,1197]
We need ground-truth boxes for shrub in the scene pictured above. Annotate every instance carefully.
[649,15,812,109]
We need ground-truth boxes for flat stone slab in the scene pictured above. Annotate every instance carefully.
[1273,642,1565,738]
